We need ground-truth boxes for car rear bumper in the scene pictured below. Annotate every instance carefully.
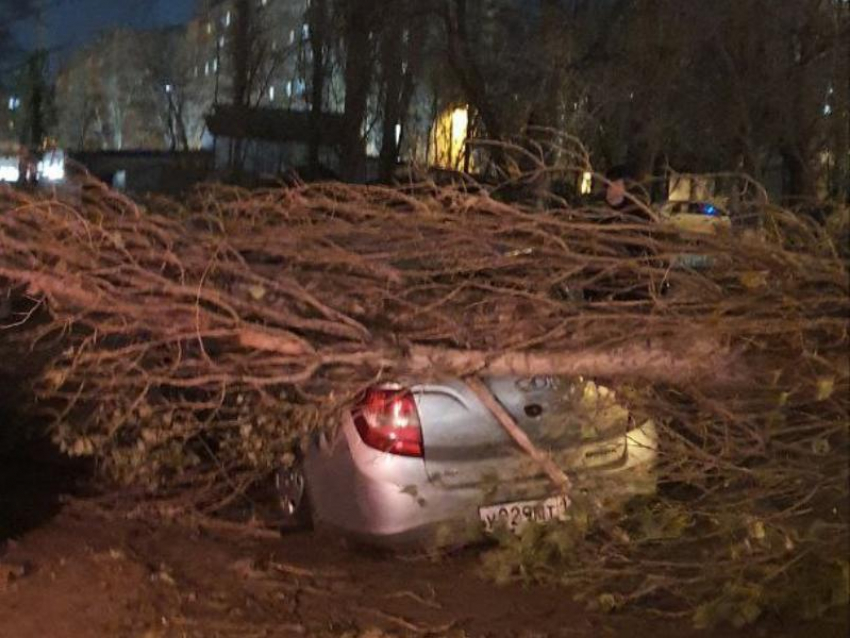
[307,419,658,550]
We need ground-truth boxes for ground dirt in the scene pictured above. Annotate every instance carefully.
[2,495,849,638]
[1,326,848,638]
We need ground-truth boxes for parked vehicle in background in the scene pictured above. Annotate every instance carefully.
[660,200,732,233]
[660,200,732,270]
[276,376,658,550]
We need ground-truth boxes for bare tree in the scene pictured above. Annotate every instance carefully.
[142,30,194,151]
[224,0,296,169]
[375,0,428,182]
[16,49,53,148]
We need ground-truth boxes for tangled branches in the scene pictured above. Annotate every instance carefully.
[0,173,847,623]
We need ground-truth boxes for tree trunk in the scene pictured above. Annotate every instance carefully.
[781,146,817,201]
[340,0,375,183]
[537,0,565,132]
[401,340,738,386]
[230,0,252,171]
[378,5,405,183]
[832,0,850,201]
[231,0,252,107]
[308,0,328,174]
[175,100,190,151]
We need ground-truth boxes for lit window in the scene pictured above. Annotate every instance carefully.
[165,84,173,93]
[286,81,292,97]
[204,61,210,76]
[302,24,309,39]
[261,0,267,5]
[294,78,306,95]
[289,29,295,44]
[212,58,219,72]
[206,22,212,34]
[8,96,21,111]
[824,104,833,116]
[225,10,232,27]
[579,171,593,195]
[269,85,276,101]
[219,35,226,48]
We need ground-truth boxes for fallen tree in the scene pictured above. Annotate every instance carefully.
[0,172,847,626]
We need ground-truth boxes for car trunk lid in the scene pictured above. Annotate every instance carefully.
[416,377,630,492]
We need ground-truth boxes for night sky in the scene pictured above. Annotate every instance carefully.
[12,0,194,59]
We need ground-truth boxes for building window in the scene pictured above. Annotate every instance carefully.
[225,10,232,27]
[204,61,210,76]
[286,81,292,97]
[219,35,226,48]
[294,78,306,96]
[289,29,295,44]
[269,85,276,101]
[206,21,212,35]
[7,96,21,111]
[212,58,219,72]
[302,24,309,39]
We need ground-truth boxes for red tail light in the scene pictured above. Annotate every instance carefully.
[352,386,423,457]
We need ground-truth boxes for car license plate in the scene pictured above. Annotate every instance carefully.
[479,495,570,534]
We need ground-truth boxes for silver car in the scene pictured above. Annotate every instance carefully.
[276,376,658,549]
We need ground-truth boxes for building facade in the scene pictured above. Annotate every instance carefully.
[52,0,462,176]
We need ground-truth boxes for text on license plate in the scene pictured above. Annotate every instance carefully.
[479,495,570,534]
